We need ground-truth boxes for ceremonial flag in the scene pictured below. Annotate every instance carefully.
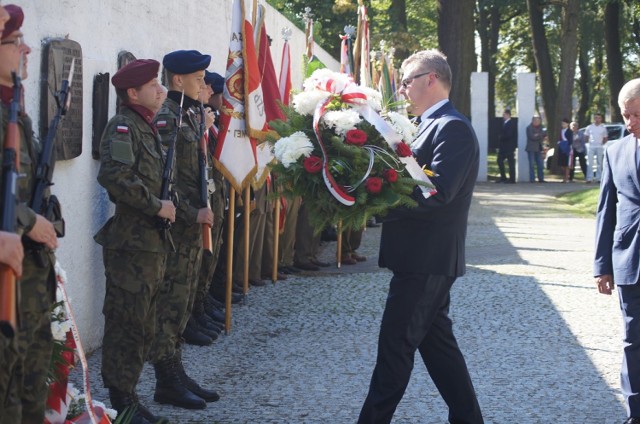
[255,5,284,122]
[354,1,371,87]
[279,29,292,106]
[213,0,258,191]
[243,3,268,141]
[340,35,351,76]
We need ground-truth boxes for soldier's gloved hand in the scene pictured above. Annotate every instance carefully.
[157,200,177,223]
[204,108,215,130]
[196,207,214,226]
[26,214,58,250]
[0,231,24,277]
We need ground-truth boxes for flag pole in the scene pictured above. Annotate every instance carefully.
[336,220,343,269]
[272,190,280,284]
[243,187,251,295]
[225,187,237,334]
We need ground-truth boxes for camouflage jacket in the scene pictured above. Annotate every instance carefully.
[154,94,203,248]
[95,106,170,253]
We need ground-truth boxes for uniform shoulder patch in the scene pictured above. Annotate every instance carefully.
[116,125,129,134]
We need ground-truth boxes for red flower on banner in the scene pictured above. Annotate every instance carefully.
[383,169,398,183]
[303,155,323,173]
[345,129,367,146]
[395,142,413,157]
[365,177,383,194]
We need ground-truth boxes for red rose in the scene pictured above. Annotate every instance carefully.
[345,129,367,146]
[365,177,383,194]
[383,169,398,183]
[395,142,413,157]
[303,155,323,173]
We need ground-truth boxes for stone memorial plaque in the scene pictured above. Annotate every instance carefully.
[92,73,110,159]
[116,51,137,114]
[40,38,83,160]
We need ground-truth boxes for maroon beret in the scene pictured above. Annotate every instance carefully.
[111,59,160,89]
[2,5,23,40]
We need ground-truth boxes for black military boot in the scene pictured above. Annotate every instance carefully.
[183,319,214,346]
[174,351,220,402]
[194,309,223,333]
[109,387,155,424]
[153,358,207,410]
[188,316,219,340]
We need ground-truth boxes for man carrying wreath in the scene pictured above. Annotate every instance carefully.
[358,49,484,424]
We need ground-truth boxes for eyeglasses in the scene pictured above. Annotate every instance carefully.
[0,36,24,47]
[400,72,436,89]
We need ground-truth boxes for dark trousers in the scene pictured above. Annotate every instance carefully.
[569,149,587,181]
[618,283,640,417]
[497,148,515,182]
[358,273,483,424]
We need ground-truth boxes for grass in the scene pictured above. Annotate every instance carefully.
[556,187,600,216]
[486,151,551,182]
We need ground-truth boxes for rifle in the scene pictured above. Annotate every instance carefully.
[198,103,213,254]
[26,59,75,267]
[156,90,184,252]
[0,64,24,338]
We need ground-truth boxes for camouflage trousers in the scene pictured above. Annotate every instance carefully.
[149,244,202,363]
[18,258,55,424]
[101,248,166,393]
[193,192,225,313]
[0,333,19,423]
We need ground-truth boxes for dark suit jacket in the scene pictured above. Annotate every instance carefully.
[379,101,479,277]
[594,134,640,285]
[499,118,517,151]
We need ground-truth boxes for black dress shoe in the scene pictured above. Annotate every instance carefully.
[293,261,320,271]
[310,258,331,267]
[249,279,266,287]
[183,322,214,346]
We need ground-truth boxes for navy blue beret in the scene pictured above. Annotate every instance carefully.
[205,71,224,94]
[162,50,211,74]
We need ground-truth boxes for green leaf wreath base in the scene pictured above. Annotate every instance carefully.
[268,106,431,234]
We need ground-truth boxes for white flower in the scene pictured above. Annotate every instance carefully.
[51,318,73,341]
[386,112,418,144]
[274,131,314,168]
[359,86,383,111]
[292,90,331,116]
[303,68,352,92]
[322,110,362,136]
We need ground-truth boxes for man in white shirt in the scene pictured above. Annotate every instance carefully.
[585,113,608,183]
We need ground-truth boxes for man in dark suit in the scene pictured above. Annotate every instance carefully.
[358,49,483,424]
[496,108,517,183]
[594,78,640,424]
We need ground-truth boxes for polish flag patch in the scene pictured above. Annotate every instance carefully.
[116,125,129,134]
[156,120,167,128]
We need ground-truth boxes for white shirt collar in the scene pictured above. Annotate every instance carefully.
[420,99,449,122]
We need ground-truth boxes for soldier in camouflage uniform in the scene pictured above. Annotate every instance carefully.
[186,71,227,345]
[0,6,61,423]
[149,50,218,410]
[95,59,175,424]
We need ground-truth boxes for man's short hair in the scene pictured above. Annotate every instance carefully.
[401,49,452,90]
[618,78,640,108]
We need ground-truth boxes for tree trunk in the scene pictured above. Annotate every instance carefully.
[438,0,477,117]
[526,0,559,170]
[604,0,624,122]
[554,0,579,126]
[388,0,410,62]
[577,43,591,127]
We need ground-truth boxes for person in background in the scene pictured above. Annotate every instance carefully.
[525,115,547,183]
[496,108,517,183]
[569,121,588,182]
[557,118,573,183]
[585,112,608,183]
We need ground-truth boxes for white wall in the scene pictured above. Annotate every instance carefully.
[18,0,338,351]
